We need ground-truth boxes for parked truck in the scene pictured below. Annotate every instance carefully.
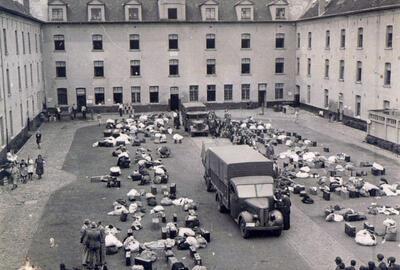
[180,102,209,137]
[202,145,290,238]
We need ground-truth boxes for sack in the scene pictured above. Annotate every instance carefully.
[355,229,377,246]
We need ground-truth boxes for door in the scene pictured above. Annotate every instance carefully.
[229,184,240,218]
[76,88,87,111]
[258,91,266,107]
[294,85,300,107]
[170,94,180,111]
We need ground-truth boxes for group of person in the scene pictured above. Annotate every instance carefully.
[80,219,107,270]
[52,104,87,121]
[335,254,400,270]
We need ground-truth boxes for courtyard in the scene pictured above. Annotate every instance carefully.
[0,108,399,270]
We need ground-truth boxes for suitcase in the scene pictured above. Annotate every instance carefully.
[322,190,330,201]
[126,250,132,266]
[293,185,305,194]
[185,217,200,228]
[173,213,178,222]
[344,155,351,162]
[131,172,142,181]
[103,129,112,137]
[312,141,317,147]
[349,190,360,198]
[299,190,307,198]
[369,189,379,197]
[135,257,153,270]
[323,147,330,153]
[340,189,350,200]
[169,227,177,239]
[170,183,177,195]
[120,212,128,222]
[345,222,356,238]
[151,185,157,195]
[371,168,381,176]
[161,227,168,239]
[189,246,197,257]
[193,253,202,265]
[200,228,211,242]
[344,213,359,222]
[363,222,375,232]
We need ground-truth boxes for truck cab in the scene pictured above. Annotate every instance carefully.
[228,176,284,238]
[181,102,209,137]
[203,145,291,238]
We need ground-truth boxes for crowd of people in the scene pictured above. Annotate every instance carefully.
[2,130,45,190]
[335,254,400,270]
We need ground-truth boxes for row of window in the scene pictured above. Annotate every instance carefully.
[53,32,287,52]
[55,57,286,78]
[56,83,284,105]
[4,62,42,96]
[298,25,393,50]
[1,28,41,56]
[298,58,392,85]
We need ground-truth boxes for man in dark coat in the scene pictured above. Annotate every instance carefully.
[81,222,102,269]
[35,130,42,149]
[388,257,400,270]
[377,254,388,270]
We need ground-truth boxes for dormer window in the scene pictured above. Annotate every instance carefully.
[276,8,286,19]
[158,0,186,21]
[241,8,251,20]
[90,8,102,21]
[235,0,254,21]
[48,0,67,22]
[200,0,219,21]
[268,0,289,21]
[168,8,178,19]
[88,0,105,22]
[124,1,142,21]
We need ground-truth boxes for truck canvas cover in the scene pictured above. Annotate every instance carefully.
[181,102,207,112]
[207,145,273,183]
[201,139,232,166]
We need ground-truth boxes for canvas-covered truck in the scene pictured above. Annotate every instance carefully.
[203,145,290,238]
[181,102,209,137]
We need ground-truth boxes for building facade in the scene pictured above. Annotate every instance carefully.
[41,0,300,111]
[296,0,400,121]
[0,1,45,156]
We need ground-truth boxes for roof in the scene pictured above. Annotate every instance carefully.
[301,0,400,20]
[0,0,42,22]
[182,102,206,108]
[209,145,270,165]
[231,175,274,185]
[46,0,277,22]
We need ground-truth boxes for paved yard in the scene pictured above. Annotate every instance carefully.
[1,109,399,270]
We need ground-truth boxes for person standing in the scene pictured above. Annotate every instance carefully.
[294,109,299,124]
[118,103,123,117]
[81,222,102,269]
[36,130,42,149]
[80,219,90,267]
[345,260,357,270]
[56,106,61,121]
[72,104,77,119]
[81,105,87,120]
[377,254,387,270]
[68,105,73,120]
[27,157,34,181]
[19,159,28,184]
[35,155,45,179]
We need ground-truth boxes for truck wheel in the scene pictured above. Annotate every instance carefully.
[216,196,227,213]
[273,229,282,237]
[240,220,250,239]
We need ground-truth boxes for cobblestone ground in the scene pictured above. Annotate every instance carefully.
[1,109,399,270]
[0,120,95,270]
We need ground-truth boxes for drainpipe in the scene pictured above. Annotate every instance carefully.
[0,21,10,152]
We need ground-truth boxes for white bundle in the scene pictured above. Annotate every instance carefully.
[105,234,123,248]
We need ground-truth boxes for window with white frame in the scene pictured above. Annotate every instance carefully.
[169,59,179,76]
[308,32,312,49]
[169,34,178,50]
[355,95,361,116]
[113,87,123,104]
[356,61,362,82]
[130,60,140,76]
[207,59,216,75]
[339,60,345,80]
[205,7,216,20]
[94,87,105,104]
[207,85,216,102]
[56,61,66,78]
[241,84,250,100]
[94,61,104,77]
[324,89,329,108]
[276,8,286,19]
[297,33,300,49]
[275,58,284,74]
[383,100,390,109]
[307,85,311,103]
[276,33,285,49]
[129,34,140,50]
[340,29,346,48]
[241,58,251,74]
[296,57,300,75]
[57,88,68,105]
[92,34,103,50]
[386,25,393,48]
[275,83,284,99]
[324,59,329,78]
[54,35,65,51]
[307,58,311,76]
[241,33,251,49]
[51,8,64,21]
[325,30,330,49]
[241,8,251,20]
[89,7,103,21]
[357,27,363,48]
[131,86,141,103]
[384,63,391,86]
[206,34,215,49]
[189,85,199,102]
[149,86,159,103]
[128,7,139,21]
[224,84,233,101]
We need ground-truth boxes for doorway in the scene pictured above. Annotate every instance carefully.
[258,91,266,107]
[294,85,300,107]
[76,88,87,111]
[170,87,180,111]
[170,94,180,111]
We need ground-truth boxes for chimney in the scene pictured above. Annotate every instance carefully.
[318,0,326,16]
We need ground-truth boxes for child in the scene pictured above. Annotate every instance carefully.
[19,159,28,184]
[27,157,34,181]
